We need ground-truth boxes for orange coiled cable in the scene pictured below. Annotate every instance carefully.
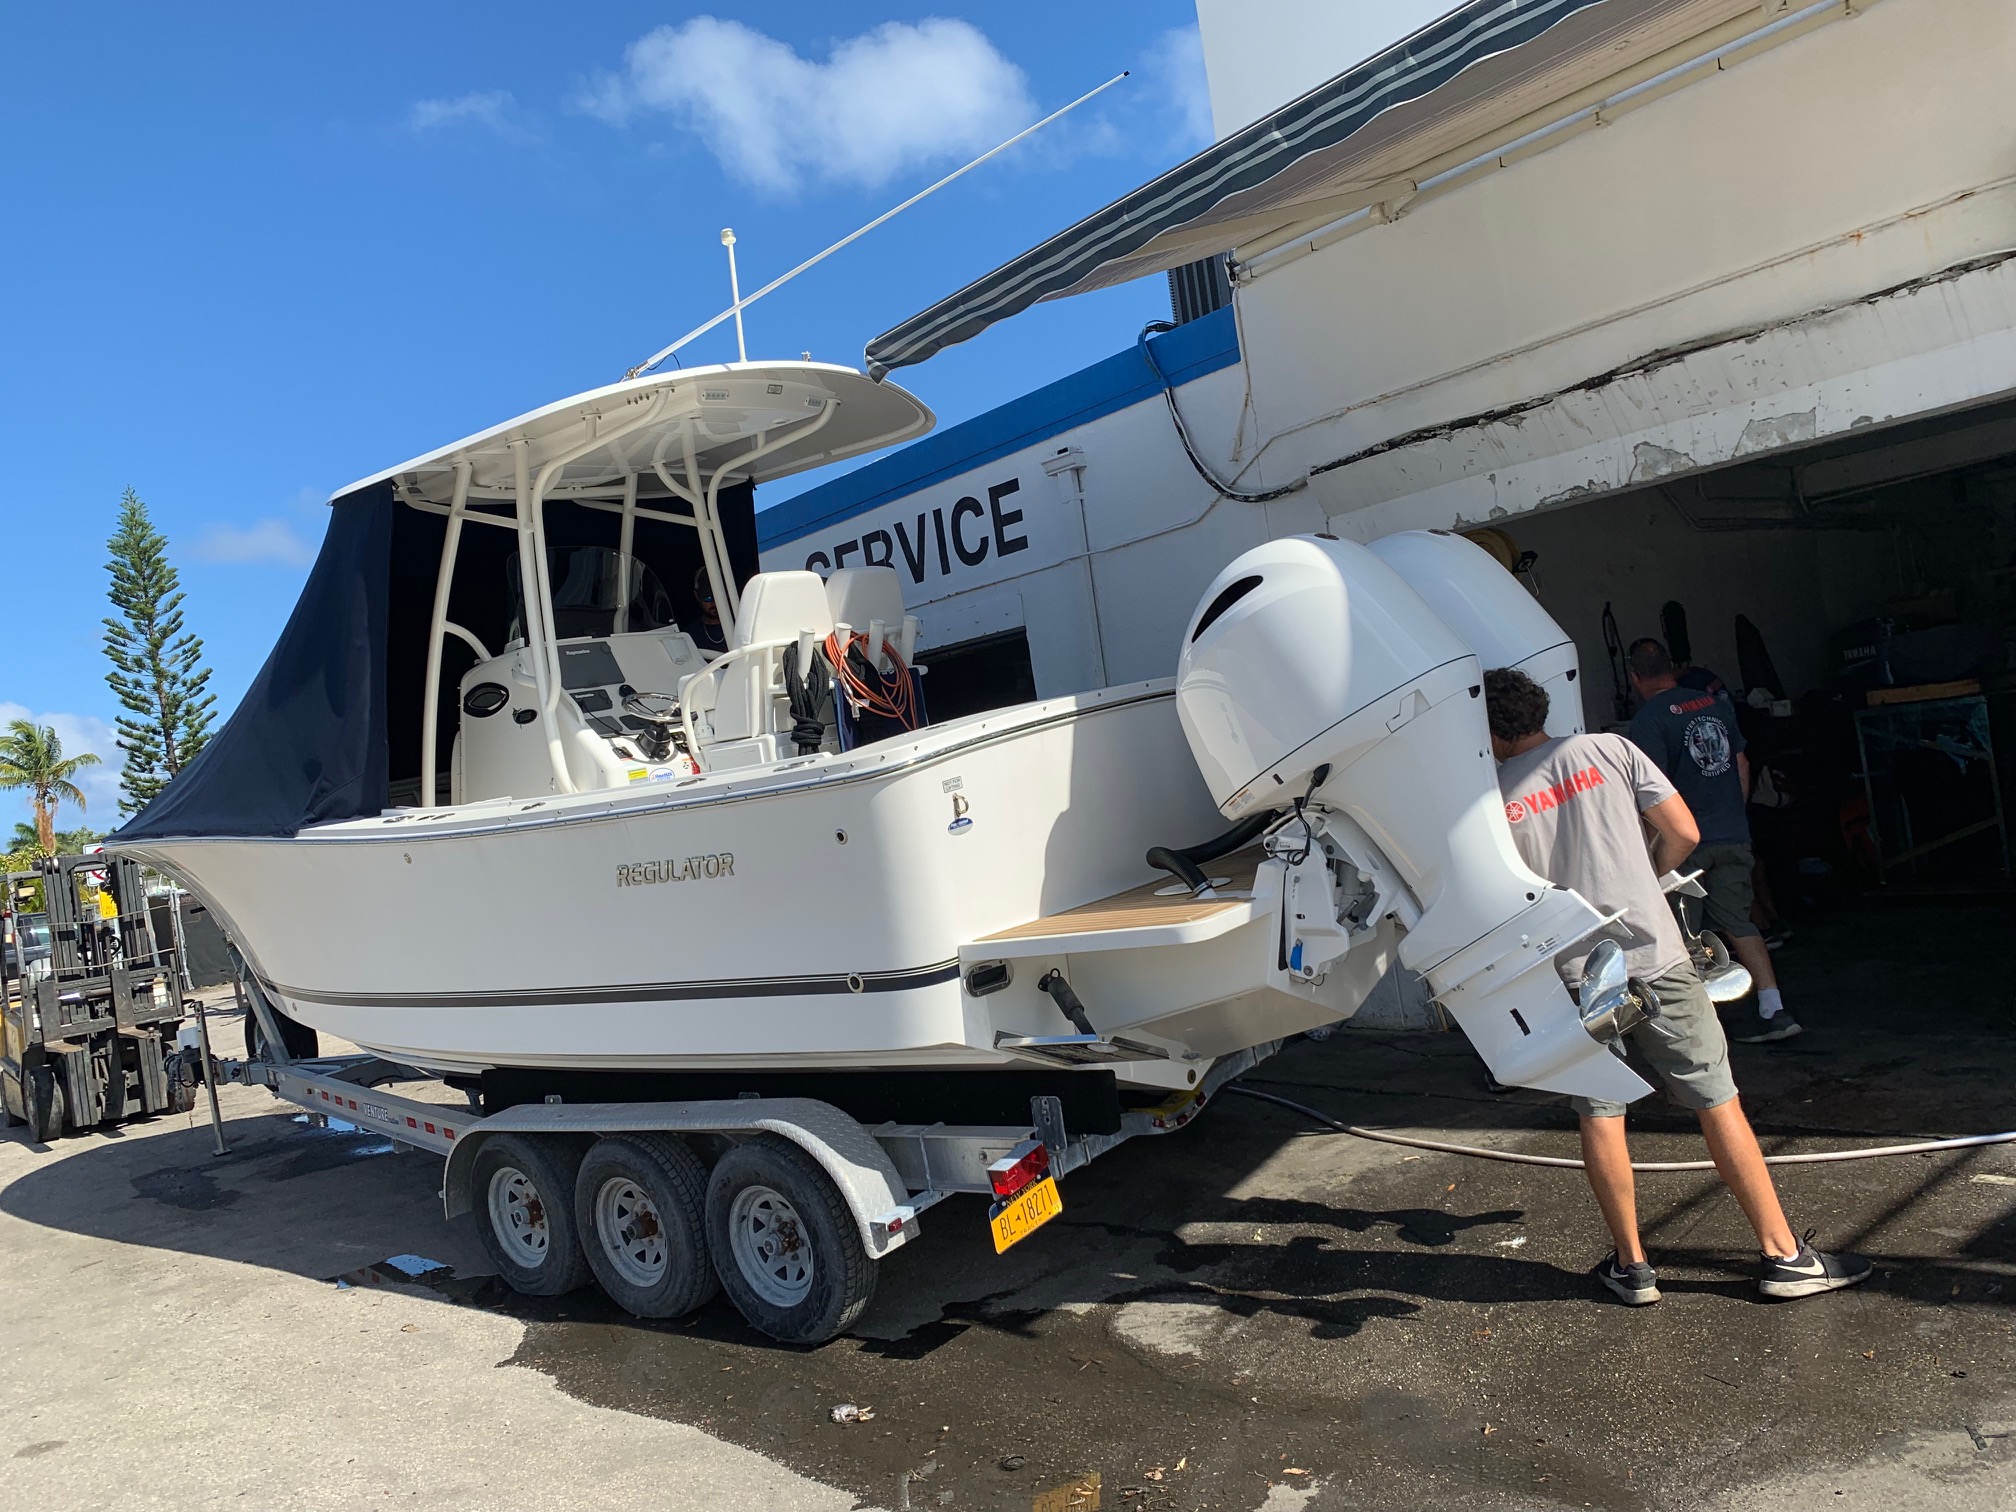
[824,631,921,730]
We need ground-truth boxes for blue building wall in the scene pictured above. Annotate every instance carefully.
[758,307,1240,551]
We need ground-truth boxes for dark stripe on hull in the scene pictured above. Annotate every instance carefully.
[269,958,963,1012]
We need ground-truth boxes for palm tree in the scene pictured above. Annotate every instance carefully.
[0,721,101,855]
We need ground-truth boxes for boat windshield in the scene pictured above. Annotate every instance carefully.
[507,547,679,642]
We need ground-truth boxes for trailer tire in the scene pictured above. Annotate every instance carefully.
[244,1006,321,1063]
[704,1134,876,1345]
[575,1134,719,1319]
[472,1133,593,1297]
[22,1063,65,1143]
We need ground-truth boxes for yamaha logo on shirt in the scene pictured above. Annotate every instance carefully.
[1504,765,1606,824]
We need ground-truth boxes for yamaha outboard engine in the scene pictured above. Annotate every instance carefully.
[1367,529,1584,736]
[1176,535,1649,1106]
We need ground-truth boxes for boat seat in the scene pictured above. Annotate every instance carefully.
[682,570,838,770]
[733,571,833,650]
[823,567,928,748]
[825,567,907,645]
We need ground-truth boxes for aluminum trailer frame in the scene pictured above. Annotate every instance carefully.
[206,1034,1279,1341]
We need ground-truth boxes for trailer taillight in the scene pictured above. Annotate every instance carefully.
[987,1140,1051,1199]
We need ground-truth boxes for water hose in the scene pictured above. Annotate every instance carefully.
[1225,1084,2016,1173]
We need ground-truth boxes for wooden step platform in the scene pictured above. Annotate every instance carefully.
[972,848,1265,952]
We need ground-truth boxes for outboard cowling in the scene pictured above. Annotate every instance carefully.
[1367,529,1583,736]
[1175,534,1650,1107]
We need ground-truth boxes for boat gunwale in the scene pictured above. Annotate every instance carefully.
[110,681,1181,851]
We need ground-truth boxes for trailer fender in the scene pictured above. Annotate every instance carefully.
[442,1096,918,1257]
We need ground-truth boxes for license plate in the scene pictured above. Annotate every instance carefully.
[989,1174,1063,1254]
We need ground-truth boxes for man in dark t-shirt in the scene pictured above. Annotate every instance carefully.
[1627,638,1797,1042]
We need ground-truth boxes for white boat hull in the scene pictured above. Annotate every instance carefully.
[121,685,1339,1084]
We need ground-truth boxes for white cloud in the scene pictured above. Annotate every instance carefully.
[0,703,124,829]
[1144,25,1215,148]
[580,17,1037,194]
[190,517,318,568]
[409,90,530,140]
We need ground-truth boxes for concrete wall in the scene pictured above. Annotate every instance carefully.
[1213,0,2016,535]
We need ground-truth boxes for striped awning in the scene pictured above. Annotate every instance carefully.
[867,0,1753,377]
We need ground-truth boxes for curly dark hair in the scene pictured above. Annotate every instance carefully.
[1483,667,1550,742]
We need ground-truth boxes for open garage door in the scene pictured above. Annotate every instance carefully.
[1486,396,2016,900]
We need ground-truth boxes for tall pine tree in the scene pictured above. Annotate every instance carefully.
[103,488,216,813]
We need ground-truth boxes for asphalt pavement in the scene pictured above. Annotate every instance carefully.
[2,902,2012,1511]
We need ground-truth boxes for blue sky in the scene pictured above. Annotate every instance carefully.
[1,3,1444,833]
[0,3,1227,831]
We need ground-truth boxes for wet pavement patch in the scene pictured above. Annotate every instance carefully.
[489,915,2016,1512]
[328,1254,513,1307]
[492,1106,2016,1511]
[131,1164,238,1211]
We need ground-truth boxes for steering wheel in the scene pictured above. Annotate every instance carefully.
[621,690,680,722]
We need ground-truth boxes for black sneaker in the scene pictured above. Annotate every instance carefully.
[1732,1005,1803,1042]
[1759,1232,1872,1299]
[1762,924,1793,951]
[1593,1252,1661,1305]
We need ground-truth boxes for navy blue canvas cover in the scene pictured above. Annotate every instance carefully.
[114,483,395,841]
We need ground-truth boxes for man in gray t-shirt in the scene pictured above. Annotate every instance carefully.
[1482,668,1867,1307]
[1496,723,1688,990]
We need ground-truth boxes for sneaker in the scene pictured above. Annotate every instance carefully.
[1732,1004,1803,1042]
[1593,1252,1661,1306]
[1762,924,1793,951]
[1759,1232,1873,1299]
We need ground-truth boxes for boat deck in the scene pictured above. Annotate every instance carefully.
[974,848,1264,945]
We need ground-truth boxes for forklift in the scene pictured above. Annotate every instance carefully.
[2,853,193,1140]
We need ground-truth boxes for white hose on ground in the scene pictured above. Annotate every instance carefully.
[1225,1085,2016,1173]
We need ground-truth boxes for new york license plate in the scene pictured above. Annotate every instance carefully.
[989,1175,1063,1254]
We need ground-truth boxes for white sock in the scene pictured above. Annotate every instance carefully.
[1758,986,1784,1019]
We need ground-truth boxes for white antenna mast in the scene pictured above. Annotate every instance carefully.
[625,69,1130,379]
[720,227,747,362]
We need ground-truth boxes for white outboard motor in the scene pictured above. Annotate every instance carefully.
[1176,535,1650,1106]
[1367,529,1584,736]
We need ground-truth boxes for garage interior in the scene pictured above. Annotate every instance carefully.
[1495,395,2016,904]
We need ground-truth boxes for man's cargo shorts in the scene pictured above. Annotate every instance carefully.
[1683,841,1762,941]
[1571,963,1739,1119]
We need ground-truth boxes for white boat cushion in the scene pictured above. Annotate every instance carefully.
[824,567,907,642]
[732,570,834,650]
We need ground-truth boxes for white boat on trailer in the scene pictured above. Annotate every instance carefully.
[115,355,1667,1341]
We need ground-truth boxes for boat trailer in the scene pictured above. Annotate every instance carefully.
[206,987,1276,1344]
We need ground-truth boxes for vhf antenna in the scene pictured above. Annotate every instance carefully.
[625,69,1130,379]
[720,228,747,363]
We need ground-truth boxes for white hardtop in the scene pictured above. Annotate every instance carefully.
[335,360,934,505]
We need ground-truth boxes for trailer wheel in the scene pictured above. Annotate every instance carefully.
[704,1134,876,1345]
[244,1005,321,1062]
[22,1063,65,1143]
[575,1134,719,1319]
[472,1134,593,1297]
